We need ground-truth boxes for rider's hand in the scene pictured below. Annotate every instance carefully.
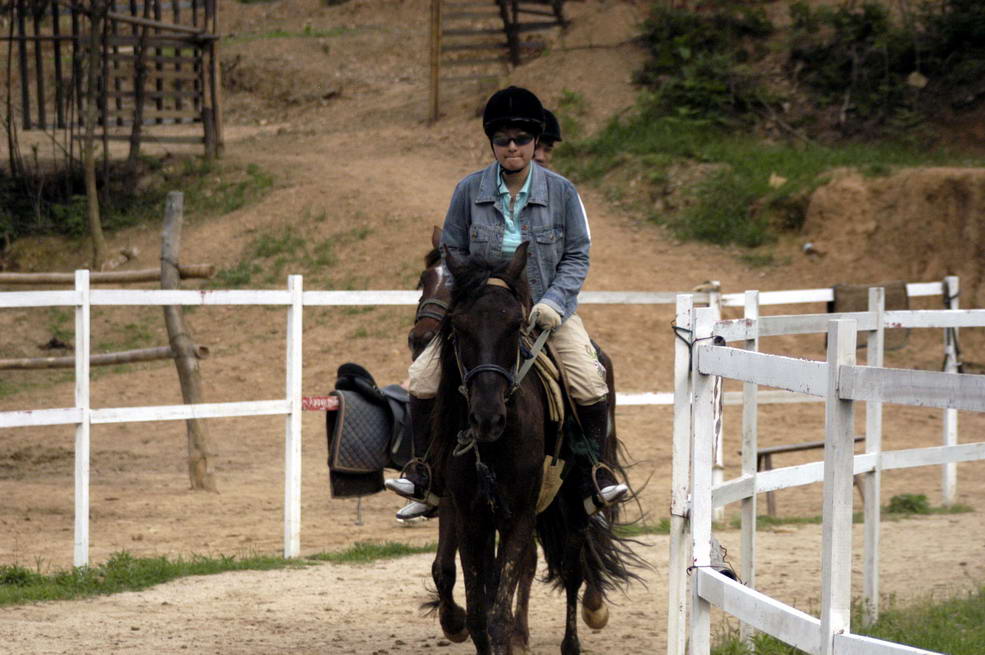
[530,302,562,331]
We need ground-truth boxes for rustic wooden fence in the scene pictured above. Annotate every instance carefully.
[2,0,222,154]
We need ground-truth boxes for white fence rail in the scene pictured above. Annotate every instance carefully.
[670,289,983,655]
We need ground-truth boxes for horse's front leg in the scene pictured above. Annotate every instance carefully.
[510,539,537,654]
[488,512,537,655]
[433,502,467,643]
[458,511,496,655]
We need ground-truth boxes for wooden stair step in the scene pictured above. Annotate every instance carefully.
[442,27,504,36]
[514,21,562,33]
[442,56,509,66]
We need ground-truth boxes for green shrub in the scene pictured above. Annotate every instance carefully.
[635,2,774,124]
[789,0,985,135]
[886,493,931,514]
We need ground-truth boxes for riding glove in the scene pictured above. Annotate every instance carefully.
[530,302,562,330]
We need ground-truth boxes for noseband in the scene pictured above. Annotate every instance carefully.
[415,296,449,324]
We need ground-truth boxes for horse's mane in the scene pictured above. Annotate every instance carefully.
[444,255,532,317]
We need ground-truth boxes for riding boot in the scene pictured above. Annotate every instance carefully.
[385,396,441,520]
[575,398,629,515]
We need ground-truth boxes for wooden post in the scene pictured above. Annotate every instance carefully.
[708,281,724,522]
[667,294,693,655]
[161,191,217,492]
[428,0,441,124]
[207,0,223,157]
[820,319,856,655]
[83,3,109,270]
[74,269,92,567]
[861,287,884,626]
[688,307,717,655]
[942,275,959,505]
[739,290,759,644]
[283,274,303,558]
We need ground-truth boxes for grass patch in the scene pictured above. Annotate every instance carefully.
[614,518,670,538]
[713,586,985,655]
[0,551,309,606]
[0,542,440,606]
[226,25,353,44]
[555,114,976,248]
[729,497,972,531]
[306,541,436,564]
[214,225,373,289]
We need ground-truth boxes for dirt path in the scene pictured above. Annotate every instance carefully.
[4,515,985,655]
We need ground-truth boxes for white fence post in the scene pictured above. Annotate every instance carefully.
[740,290,759,643]
[689,308,717,655]
[709,283,725,522]
[820,319,857,655]
[942,275,959,506]
[73,270,91,568]
[668,294,694,655]
[863,287,884,624]
[283,275,303,558]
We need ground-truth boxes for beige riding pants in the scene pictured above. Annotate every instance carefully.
[407,314,608,405]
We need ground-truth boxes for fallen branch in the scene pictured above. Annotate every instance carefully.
[0,344,209,370]
[0,264,214,285]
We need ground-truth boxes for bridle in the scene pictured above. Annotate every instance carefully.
[415,295,449,324]
[452,277,549,402]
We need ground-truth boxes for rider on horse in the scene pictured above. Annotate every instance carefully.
[386,86,628,521]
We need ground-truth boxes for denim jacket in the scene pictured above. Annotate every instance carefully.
[440,161,590,322]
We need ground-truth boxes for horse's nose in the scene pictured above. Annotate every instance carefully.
[469,410,505,442]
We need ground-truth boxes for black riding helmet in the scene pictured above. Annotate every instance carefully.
[482,86,545,138]
[542,109,562,143]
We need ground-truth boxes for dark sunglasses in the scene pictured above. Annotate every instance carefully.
[492,134,535,147]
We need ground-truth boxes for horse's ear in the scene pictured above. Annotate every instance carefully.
[505,242,529,281]
[443,244,468,279]
[431,225,443,249]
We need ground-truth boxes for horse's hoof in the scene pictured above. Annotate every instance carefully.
[444,627,469,643]
[582,601,609,630]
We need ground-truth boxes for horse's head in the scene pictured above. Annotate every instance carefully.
[409,226,449,360]
[443,242,532,443]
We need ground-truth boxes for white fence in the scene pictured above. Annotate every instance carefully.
[668,288,985,655]
[0,271,720,567]
[0,273,959,569]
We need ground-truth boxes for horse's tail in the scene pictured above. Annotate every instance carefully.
[535,483,649,601]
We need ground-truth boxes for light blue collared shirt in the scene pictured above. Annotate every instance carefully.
[496,164,532,255]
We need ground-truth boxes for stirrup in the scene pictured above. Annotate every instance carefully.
[384,458,440,506]
[396,500,438,522]
[583,463,629,516]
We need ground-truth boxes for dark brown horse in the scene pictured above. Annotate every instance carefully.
[411,230,629,650]
[422,242,644,655]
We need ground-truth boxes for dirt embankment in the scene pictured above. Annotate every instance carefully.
[804,168,985,308]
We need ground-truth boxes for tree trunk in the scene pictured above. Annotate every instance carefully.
[161,191,218,492]
[83,3,108,270]
[126,0,153,173]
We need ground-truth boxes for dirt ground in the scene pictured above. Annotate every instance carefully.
[2,1,985,653]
